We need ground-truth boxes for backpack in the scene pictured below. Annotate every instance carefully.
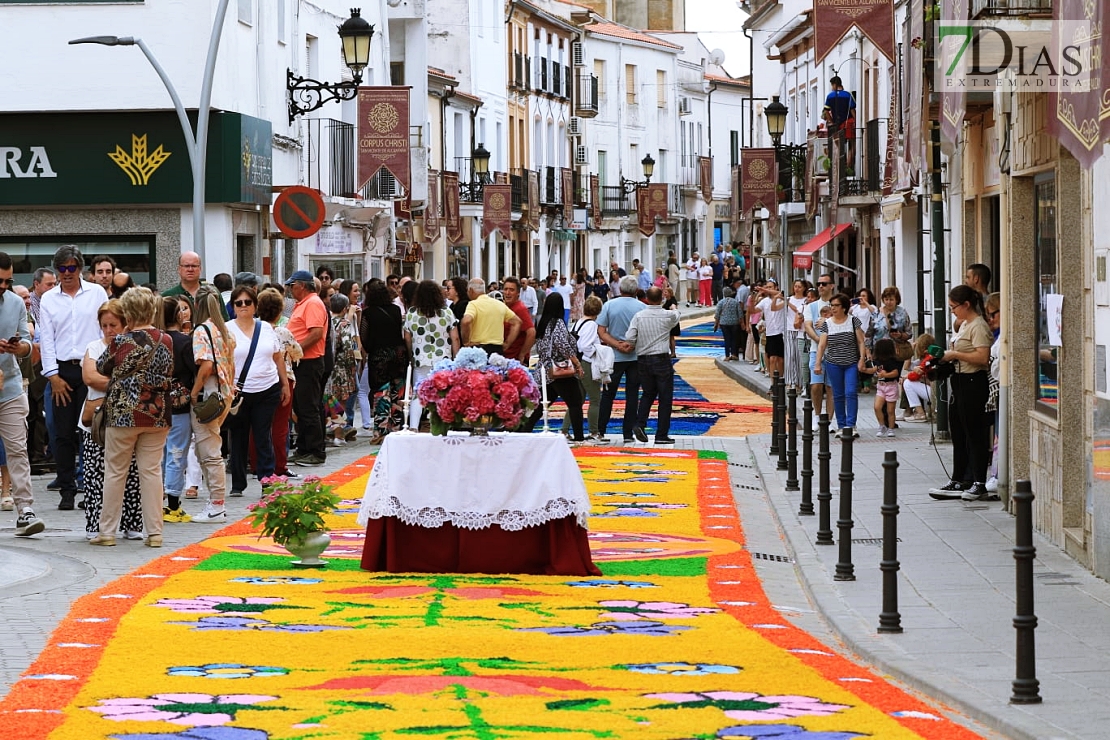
[568,318,589,360]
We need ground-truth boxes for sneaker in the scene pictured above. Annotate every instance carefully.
[343,426,358,441]
[622,438,635,445]
[58,495,75,511]
[146,534,162,548]
[229,490,244,498]
[77,497,87,510]
[961,482,999,502]
[164,507,193,524]
[88,533,116,546]
[590,433,610,445]
[654,437,676,445]
[985,476,999,493]
[47,479,61,491]
[123,530,144,540]
[885,428,896,437]
[14,509,45,537]
[193,503,227,522]
[292,454,326,467]
[928,480,967,500]
[632,426,649,443]
[1,497,13,511]
[876,426,887,437]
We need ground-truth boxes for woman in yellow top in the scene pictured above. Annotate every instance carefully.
[928,285,995,502]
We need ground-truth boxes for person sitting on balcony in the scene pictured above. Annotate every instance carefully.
[822,76,856,170]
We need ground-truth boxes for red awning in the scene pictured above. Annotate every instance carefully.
[793,223,852,269]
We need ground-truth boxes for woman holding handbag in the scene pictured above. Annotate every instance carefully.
[871,286,913,362]
[189,285,236,524]
[225,286,289,497]
[522,292,586,442]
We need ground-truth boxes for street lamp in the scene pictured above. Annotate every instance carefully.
[287,8,376,123]
[472,143,491,184]
[620,153,656,194]
[70,0,234,268]
[764,95,788,150]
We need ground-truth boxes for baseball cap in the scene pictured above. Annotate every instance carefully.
[234,271,259,286]
[284,270,314,286]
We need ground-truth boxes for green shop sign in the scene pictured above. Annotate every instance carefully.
[0,110,272,206]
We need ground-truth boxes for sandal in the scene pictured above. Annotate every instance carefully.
[184,487,199,500]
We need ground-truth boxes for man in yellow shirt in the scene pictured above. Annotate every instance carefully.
[461,278,522,356]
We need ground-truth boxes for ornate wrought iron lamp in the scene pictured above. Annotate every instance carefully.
[619,154,655,194]
[287,8,375,123]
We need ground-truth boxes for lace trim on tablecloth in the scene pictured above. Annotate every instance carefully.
[363,496,590,531]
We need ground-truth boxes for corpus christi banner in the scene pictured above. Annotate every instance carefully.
[637,183,668,237]
[425,170,440,234]
[528,170,540,231]
[561,167,575,220]
[443,171,464,244]
[481,184,512,239]
[814,0,896,63]
[358,87,411,192]
[741,149,779,243]
[1049,0,1110,168]
[590,174,601,229]
[698,156,713,203]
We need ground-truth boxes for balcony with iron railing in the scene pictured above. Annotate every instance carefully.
[667,183,685,216]
[576,72,599,117]
[306,118,357,198]
[361,168,401,200]
[831,119,885,198]
[678,154,703,188]
[600,185,633,217]
[509,168,528,211]
[773,144,807,204]
[971,0,1052,17]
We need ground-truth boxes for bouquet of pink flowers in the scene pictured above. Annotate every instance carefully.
[416,348,540,434]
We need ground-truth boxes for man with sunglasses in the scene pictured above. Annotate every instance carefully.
[803,273,837,425]
[38,245,109,510]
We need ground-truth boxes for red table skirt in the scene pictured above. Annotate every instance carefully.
[360,515,602,576]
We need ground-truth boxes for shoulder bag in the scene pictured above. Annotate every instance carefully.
[91,331,164,446]
[227,320,262,416]
[547,326,577,378]
[193,324,228,424]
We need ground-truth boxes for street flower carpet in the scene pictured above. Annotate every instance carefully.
[0,319,985,739]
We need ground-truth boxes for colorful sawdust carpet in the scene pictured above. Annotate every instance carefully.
[2,450,983,739]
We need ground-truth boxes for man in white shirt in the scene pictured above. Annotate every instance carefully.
[39,245,109,510]
[521,277,538,318]
[755,279,788,379]
[553,275,573,323]
[684,253,700,306]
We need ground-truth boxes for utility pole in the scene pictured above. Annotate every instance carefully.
[930,119,949,438]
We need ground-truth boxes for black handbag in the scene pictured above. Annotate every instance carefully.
[193,324,227,424]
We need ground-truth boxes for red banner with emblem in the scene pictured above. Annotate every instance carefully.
[561,168,574,220]
[481,184,511,239]
[443,172,463,244]
[357,87,411,192]
[698,156,713,203]
[425,170,440,234]
[527,170,540,231]
[730,165,741,238]
[939,0,968,148]
[590,174,601,229]
[637,183,668,237]
[814,0,895,63]
[741,149,779,243]
[1049,0,1110,168]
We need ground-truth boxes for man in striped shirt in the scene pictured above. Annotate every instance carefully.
[620,287,681,444]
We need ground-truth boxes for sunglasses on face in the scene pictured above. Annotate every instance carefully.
[817,281,832,286]
[57,264,80,274]
[233,300,254,307]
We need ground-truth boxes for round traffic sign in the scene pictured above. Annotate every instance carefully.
[273,186,326,239]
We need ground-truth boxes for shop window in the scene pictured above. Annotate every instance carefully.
[1034,173,1058,414]
[0,237,153,287]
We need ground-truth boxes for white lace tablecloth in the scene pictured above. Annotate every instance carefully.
[356,432,592,531]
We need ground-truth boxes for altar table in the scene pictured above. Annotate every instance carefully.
[357,432,600,575]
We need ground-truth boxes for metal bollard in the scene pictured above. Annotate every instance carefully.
[799,398,814,515]
[834,426,855,581]
[1010,480,1041,704]
[816,413,834,544]
[878,450,902,633]
[777,378,788,471]
[769,373,781,457]
[785,387,799,489]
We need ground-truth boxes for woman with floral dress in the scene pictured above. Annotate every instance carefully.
[403,279,460,429]
[324,293,360,445]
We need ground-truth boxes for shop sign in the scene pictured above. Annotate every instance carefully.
[0,110,271,206]
[314,224,361,254]
[569,208,588,230]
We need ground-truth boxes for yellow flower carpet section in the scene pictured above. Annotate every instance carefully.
[1,452,983,740]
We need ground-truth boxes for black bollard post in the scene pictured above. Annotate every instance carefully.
[834,426,855,581]
[777,378,788,471]
[785,387,799,489]
[1011,480,1042,704]
[769,373,781,457]
[799,398,814,515]
[816,413,834,544]
[878,450,903,633]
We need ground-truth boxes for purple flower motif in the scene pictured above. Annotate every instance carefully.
[645,692,850,722]
[110,728,270,740]
[228,577,322,586]
[88,693,276,727]
[152,597,285,615]
[717,725,866,739]
[168,616,348,633]
[518,620,690,637]
[598,600,719,620]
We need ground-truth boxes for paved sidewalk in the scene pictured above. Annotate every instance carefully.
[717,358,1110,739]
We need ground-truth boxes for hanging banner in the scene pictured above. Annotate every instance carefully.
[590,174,601,229]
[805,138,819,222]
[730,165,741,238]
[698,156,713,203]
[637,183,668,237]
[741,148,779,243]
[527,170,540,231]
[481,183,512,239]
[830,137,841,216]
[561,167,574,220]
[425,170,440,234]
[903,0,925,174]
[443,171,464,244]
[814,0,895,64]
[357,87,411,193]
[938,0,968,148]
[882,68,898,197]
[394,196,411,221]
[1049,0,1110,168]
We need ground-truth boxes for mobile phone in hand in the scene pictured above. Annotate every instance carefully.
[851,298,860,306]
[8,336,20,344]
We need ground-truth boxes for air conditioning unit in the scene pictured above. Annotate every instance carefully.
[572,41,584,67]
[567,117,582,136]
[574,145,588,165]
[678,96,692,116]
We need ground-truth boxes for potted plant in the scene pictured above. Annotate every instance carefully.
[416,347,541,435]
[248,475,341,568]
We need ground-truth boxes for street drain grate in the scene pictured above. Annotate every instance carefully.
[1036,573,1080,586]
[734,483,763,491]
[749,552,794,563]
[851,538,902,545]
[730,462,755,469]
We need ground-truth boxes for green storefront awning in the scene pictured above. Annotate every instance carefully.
[0,110,272,207]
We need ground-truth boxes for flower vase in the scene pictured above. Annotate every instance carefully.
[469,414,496,437]
[283,531,331,568]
